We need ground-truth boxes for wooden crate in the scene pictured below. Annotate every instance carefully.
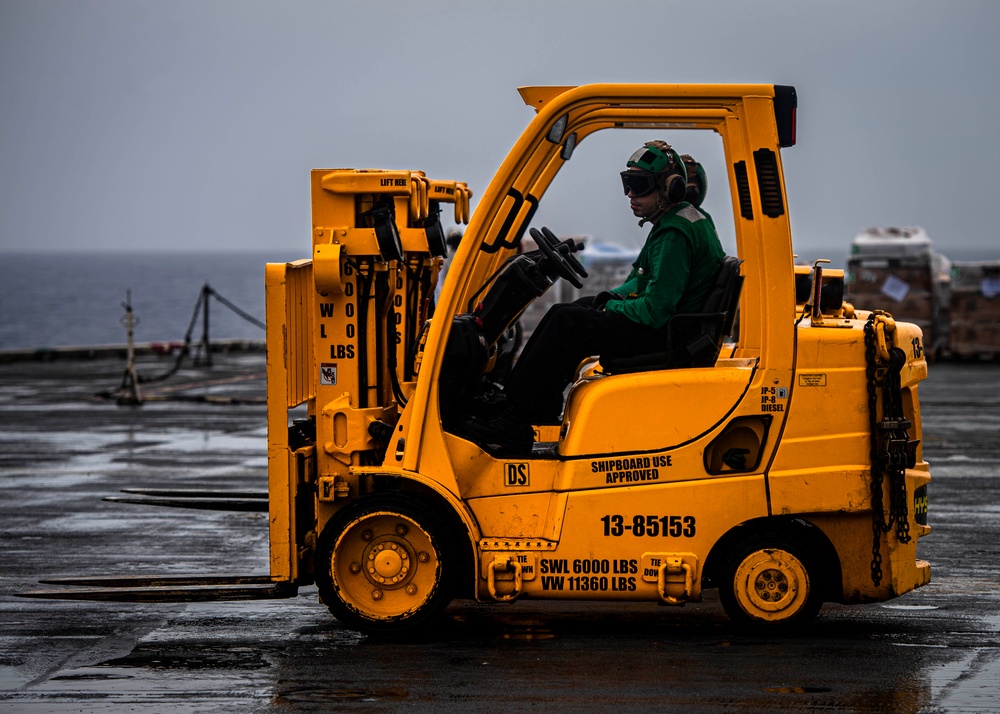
[948,262,1000,357]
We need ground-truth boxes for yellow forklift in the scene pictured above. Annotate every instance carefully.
[26,84,931,633]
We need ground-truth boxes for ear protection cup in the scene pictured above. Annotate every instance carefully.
[663,173,688,203]
[660,146,688,204]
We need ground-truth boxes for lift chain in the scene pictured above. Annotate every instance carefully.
[864,313,914,588]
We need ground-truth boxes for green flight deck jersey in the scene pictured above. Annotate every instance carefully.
[605,202,725,329]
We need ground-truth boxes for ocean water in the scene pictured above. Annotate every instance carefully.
[2,245,995,352]
[0,251,291,350]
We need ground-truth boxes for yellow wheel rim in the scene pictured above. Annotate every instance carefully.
[330,510,440,621]
[733,548,810,622]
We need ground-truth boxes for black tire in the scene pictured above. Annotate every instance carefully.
[314,494,455,634]
[718,534,823,631]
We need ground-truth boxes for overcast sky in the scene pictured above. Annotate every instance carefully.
[1,0,998,264]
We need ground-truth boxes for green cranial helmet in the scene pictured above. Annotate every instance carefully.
[626,141,688,182]
[680,154,708,207]
[625,141,688,205]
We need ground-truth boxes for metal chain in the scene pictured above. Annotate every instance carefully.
[864,314,913,588]
[864,315,885,586]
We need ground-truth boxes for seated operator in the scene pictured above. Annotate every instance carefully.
[576,152,711,309]
[463,141,725,454]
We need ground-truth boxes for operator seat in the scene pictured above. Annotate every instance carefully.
[598,255,744,374]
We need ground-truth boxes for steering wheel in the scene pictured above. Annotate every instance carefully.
[540,226,588,281]
[529,227,583,289]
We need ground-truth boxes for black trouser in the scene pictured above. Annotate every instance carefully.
[505,302,663,423]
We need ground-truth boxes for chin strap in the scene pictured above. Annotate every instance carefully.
[638,193,676,226]
[638,205,668,227]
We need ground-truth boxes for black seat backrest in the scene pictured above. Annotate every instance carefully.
[711,256,744,340]
[599,256,744,373]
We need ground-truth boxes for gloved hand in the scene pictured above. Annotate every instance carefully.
[593,291,622,310]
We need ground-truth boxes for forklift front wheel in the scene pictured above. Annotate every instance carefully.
[315,496,454,634]
[719,537,822,631]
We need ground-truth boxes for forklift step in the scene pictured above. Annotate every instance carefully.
[17,574,296,602]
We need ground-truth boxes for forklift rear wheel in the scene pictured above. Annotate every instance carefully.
[315,496,454,633]
[719,536,822,631]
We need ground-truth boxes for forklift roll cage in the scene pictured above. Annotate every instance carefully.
[417,83,795,459]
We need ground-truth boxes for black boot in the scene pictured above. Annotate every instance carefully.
[455,405,534,457]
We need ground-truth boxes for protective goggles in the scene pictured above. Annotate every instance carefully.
[620,170,658,197]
